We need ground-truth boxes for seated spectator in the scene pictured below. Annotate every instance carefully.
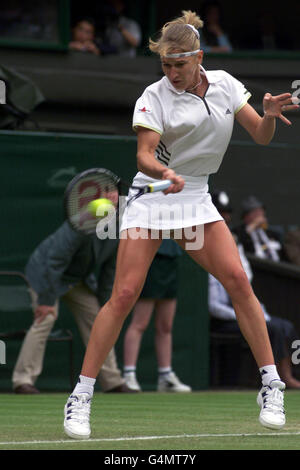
[122,239,191,393]
[256,7,293,51]
[199,1,233,54]
[69,18,101,56]
[233,195,288,261]
[284,228,300,266]
[258,9,277,50]
[99,0,142,57]
[210,190,300,389]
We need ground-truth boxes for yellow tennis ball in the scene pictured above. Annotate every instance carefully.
[87,198,114,218]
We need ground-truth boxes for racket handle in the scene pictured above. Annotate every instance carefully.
[148,180,172,193]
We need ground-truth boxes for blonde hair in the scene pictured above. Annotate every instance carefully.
[149,10,203,57]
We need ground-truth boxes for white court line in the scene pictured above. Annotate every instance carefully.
[1,432,300,446]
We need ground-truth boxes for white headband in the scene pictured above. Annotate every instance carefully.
[164,24,200,58]
[164,49,200,58]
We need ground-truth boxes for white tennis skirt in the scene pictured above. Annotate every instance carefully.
[119,172,223,232]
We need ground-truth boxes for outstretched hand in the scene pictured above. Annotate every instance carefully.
[263,92,299,125]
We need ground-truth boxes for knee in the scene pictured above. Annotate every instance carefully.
[111,287,139,318]
[131,321,148,335]
[155,319,173,335]
[127,314,149,334]
[225,267,252,299]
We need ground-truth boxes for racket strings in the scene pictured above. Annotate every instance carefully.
[65,168,171,236]
[66,173,119,234]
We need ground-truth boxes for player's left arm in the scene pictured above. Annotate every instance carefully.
[235,93,299,145]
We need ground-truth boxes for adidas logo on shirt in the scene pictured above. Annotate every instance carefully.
[225,108,232,114]
[138,106,151,113]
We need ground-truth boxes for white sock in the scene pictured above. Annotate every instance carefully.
[158,367,172,377]
[259,365,281,387]
[72,375,96,397]
[123,366,136,376]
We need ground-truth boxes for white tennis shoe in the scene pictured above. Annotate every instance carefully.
[158,371,192,392]
[257,380,286,430]
[123,372,142,392]
[64,393,92,439]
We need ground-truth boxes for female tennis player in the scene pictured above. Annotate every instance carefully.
[63,10,298,439]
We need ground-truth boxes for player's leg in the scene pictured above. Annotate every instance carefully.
[81,230,162,379]
[63,283,128,393]
[176,220,285,428]
[64,230,162,439]
[123,298,155,391]
[177,221,274,367]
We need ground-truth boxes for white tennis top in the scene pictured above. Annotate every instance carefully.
[133,66,251,177]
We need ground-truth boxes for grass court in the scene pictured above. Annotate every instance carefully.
[0,390,300,451]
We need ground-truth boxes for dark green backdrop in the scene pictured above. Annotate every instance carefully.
[0,131,209,392]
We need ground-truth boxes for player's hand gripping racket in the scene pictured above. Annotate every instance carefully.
[64,168,172,235]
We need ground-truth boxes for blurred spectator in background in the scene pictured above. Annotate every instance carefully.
[256,7,294,51]
[199,1,232,54]
[0,1,24,38]
[258,9,277,50]
[69,18,101,55]
[233,195,288,262]
[284,228,300,266]
[0,0,59,42]
[12,221,135,394]
[122,239,191,393]
[210,190,300,389]
[97,0,142,57]
[211,190,233,226]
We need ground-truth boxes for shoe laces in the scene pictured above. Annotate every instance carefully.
[167,372,180,384]
[66,394,91,424]
[262,387,284,414]
[159,372,180,385]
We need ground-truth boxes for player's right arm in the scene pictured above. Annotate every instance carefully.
[136,126,184,193]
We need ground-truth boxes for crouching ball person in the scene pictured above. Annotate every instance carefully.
[63,10,299,439]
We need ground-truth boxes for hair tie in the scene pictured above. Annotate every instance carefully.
[186,24,200,39]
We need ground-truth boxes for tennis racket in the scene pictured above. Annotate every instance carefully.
[64,168,172,235]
